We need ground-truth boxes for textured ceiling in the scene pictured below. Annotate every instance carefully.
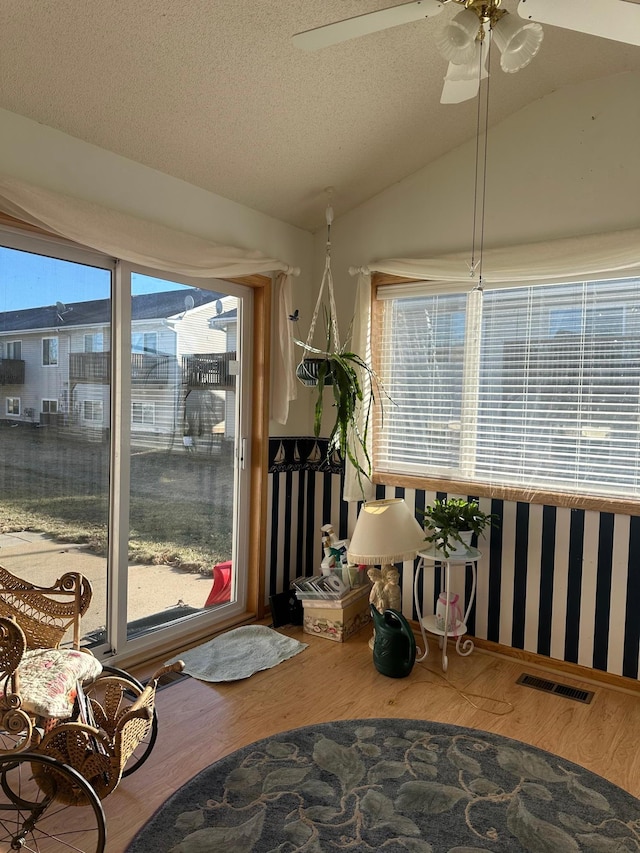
[2,0,640,231]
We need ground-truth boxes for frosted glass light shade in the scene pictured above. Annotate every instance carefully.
[434,8,480,65]
[492,13,544,73]
[347,498,425,565]
[440,39,490,104]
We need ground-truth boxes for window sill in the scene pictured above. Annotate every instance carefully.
[374,472,640,516]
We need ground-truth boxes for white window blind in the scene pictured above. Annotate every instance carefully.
[374,277,640,499]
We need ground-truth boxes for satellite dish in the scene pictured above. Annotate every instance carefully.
[184,295,195,311]
[215,299,223,315]
[55,301,72,321]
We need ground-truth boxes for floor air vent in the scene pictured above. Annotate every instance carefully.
[516,673,594,704]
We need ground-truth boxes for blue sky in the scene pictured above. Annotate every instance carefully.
[0,245,184,312]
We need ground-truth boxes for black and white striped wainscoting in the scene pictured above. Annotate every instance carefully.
[266,437,359,595]
[266,438,640,681]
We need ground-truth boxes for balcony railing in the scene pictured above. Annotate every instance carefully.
[131,353,172,383]
[69,352,110,383]
[182,352,236,390]
[0,359,25,385]
[69,352,172,384]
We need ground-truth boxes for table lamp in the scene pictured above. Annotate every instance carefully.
[347,498,425,634]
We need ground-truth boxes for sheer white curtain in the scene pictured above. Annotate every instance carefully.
[272,271,298,424]
[0,174,299,423]
[364,227,640,283]
[344,226,640,501]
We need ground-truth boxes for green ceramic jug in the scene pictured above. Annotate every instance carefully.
[371,605,416,678]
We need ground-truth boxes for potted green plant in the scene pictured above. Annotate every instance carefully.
[420,498,497,558]
[296,316,384,498]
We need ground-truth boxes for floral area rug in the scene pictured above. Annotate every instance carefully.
[126,718,639,852]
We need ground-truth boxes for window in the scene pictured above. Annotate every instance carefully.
[374,276,640,502]
[6,341,21,360]
[84,332,104,352]
[42,400,58,414]
[132,401,155,425]
[82,400,103,423]
[6,397,20,416]
[42,337,58,366]
[132,331,157,354]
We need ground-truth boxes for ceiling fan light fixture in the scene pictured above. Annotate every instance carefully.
[492,13,544,73]
[440,39,489,104]
[434,7,480,64]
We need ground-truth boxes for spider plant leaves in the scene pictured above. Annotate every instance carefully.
[296,313,388,500]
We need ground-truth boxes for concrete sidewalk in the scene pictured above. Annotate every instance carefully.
[0,532,213,640]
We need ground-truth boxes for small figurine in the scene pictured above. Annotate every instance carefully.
[368,565,401,613]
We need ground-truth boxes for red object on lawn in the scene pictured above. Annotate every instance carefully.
[205,560,232,606]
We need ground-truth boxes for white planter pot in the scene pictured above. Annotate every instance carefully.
[440,530,473,557]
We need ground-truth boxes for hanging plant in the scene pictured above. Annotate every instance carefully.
[299,331,382,499]
[294,197,386,498]
[295,357,333,387]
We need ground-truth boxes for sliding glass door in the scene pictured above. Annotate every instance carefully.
[121,272,250,647]
[0,228,254,660]
[0,235,113,645]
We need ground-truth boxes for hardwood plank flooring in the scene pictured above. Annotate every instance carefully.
[105,626,640,852]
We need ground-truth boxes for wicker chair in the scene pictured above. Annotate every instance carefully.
[0,565,93,650]
[0,567,101,753]
[0,565,183,852]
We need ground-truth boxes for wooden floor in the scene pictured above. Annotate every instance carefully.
[105,625,640,852]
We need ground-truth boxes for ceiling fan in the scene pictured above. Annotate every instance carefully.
[293,0,640,103]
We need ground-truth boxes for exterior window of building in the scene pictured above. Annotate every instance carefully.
[84,332,104,352]
[132,331,157,353]
[82,400,103,423]
[132,401,155,425]
[6,397,20,416]
[374,276,640,501]
[42,336,58,366]
[42,399,58,414]
[6,341,21,360]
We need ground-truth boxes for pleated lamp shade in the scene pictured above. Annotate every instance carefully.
[347,498,425,566]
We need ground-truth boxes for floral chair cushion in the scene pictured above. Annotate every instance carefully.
[12,648,103,720]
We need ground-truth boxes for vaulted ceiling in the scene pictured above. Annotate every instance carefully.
[2,1,640,231]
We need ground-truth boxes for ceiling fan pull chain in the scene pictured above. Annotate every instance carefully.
[469,35,491,290]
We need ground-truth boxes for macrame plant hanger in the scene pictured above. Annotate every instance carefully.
[296,194,341,385]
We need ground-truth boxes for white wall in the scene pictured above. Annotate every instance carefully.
[323,70,640,335]
[0,107,315,436]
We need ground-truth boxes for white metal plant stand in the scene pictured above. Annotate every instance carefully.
[414,545,481,672]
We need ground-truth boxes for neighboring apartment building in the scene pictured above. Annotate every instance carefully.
[0,289,238,449]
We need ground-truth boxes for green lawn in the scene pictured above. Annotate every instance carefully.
[0,425,233,572]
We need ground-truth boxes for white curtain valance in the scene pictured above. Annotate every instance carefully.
[0,174,299,423]
[354,226,640,283]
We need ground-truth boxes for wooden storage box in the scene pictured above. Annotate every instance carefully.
[301,584,371,642]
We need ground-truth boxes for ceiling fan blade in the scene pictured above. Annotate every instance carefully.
[292,0,447,50]
[440,69,480,104]
[517,0,640,47]
[440,41,488,104]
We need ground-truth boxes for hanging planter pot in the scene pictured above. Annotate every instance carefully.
[296,357,334,387]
